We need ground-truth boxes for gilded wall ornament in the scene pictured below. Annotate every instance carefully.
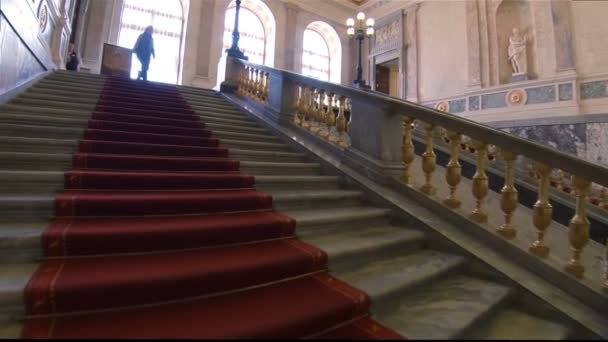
[506,89,527,106]
[436,102,449,112]
[39,5,48,34]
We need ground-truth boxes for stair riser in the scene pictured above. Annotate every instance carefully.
[370,262,468,316]
[296,216,390,235]
[0,143,76,155]
[11,99,96,111]
[255,181,339,192]
[206,123,267,135]
[329,238,426,275]
[1,106,93,118]
[0,126,83,141]
[273,196,362,212]
[213,131,278,143]
[0,115,88,128]
[240,166,321,176]
[230,153,306,163]
[0,182,64,195]
[221,142,291,152]
[198,115,256,127]
[0,159,71,172]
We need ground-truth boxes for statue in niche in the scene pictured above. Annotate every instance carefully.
[508,27,530,75]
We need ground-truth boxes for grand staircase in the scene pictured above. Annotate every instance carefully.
[0,71,579,338]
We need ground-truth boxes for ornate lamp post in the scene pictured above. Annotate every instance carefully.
[347,12,374,89]
[226,0,248,60]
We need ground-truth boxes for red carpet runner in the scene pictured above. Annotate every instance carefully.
[21,77,403,339]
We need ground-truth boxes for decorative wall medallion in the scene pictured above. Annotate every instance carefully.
[506,89,527,106]
[436,102,449,112]
[39,4,49,33]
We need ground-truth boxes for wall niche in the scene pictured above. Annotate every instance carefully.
[496,0,536,84]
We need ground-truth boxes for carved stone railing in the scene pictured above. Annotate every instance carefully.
[222,57,608,295]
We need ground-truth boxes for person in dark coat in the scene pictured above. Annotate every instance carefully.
[65,44,80,71]
[132,26,156,81]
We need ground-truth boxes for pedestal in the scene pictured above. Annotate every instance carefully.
[510,72,529,83]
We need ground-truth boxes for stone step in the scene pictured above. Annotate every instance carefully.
[271,190,364,211]
[198,113,258,127]
[229,148,307,163]
[0,195,54,221]
[254,175,339,192]
[36,79,104,91]
[0,135,77,154]
[301,225,427,273]
[0,113,88,128]
[220,138,291,152]
[465,309,570,340]
[0,172,338,195]
[0,104,94,118]
[0,123,83,141]
[0,152,72,171]
[240,161,322,176]
[337,250,468,313]
[0,171,64,194]
[212,129,279,143]
[205,122,268,135]
[375,275,513,340]
[284,206,392,233]
[20,91,99,105]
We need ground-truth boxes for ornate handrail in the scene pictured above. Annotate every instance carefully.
[228,57,608,288]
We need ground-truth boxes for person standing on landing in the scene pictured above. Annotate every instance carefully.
[133,25,156,81]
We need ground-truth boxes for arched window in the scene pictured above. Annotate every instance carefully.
[223,7,265,65]
[302,29,330,81]
[301,21,342,84]
[217,0,276,89]
[117,0,186,84]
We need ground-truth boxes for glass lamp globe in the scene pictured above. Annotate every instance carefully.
[346,18,355,27]
[357,12,365,20]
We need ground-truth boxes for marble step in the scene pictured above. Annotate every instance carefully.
[229,148,307,163]
[19,91,99,104]
[205,122,268,135]
[0,104,95,118]
[10,98,97,112]
[198,113,258,128]
[254,175,339,191]
[284,206,392,233]
[36,79,104,91]
[0,172,338,195]
[302,225,426,273]
[271,190,364,211]
[0,221,46,264]
[219,138,292,152]
[0,123,83,141]
[0,151,318,174]
[0,171,64,194]
[240,161,322,176]
[465,309,570,340]
[0,135,77,154]
[0,195,54,221]
[0,152,72,171]
[337,250,468,313]
[0,113,88,128]
[375,275,514,340]
[187,99,243,111]
[211,129,279,143]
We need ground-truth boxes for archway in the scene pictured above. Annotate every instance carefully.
[117,0,188,84]
[302,21,342,84]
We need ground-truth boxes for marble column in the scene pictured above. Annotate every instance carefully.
[551,0,576,73]
[283,3,299,72]
[404,3,419,103]
[478,0,491,87]
[466,0,482,89]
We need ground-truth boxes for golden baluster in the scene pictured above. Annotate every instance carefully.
[293,85,302,126]
[420,123,437,195]
[301,87,312,130]
[444,131,462,208]
[554,170,565,191]
[530,163,553,258]
[316,91,329,137]
[470,141,489,223]
[321,93,335,139]
[604,245,608,292]
[311,89,324,134]
[256,70,264,102]
[401,117,416,185]
[247,67,254,97]
[565,176,591,279]
[346,98,353,135]
[498,151,519,239]
[334,96,347,147]
[264,72,270,104]
[601,187,608,210]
